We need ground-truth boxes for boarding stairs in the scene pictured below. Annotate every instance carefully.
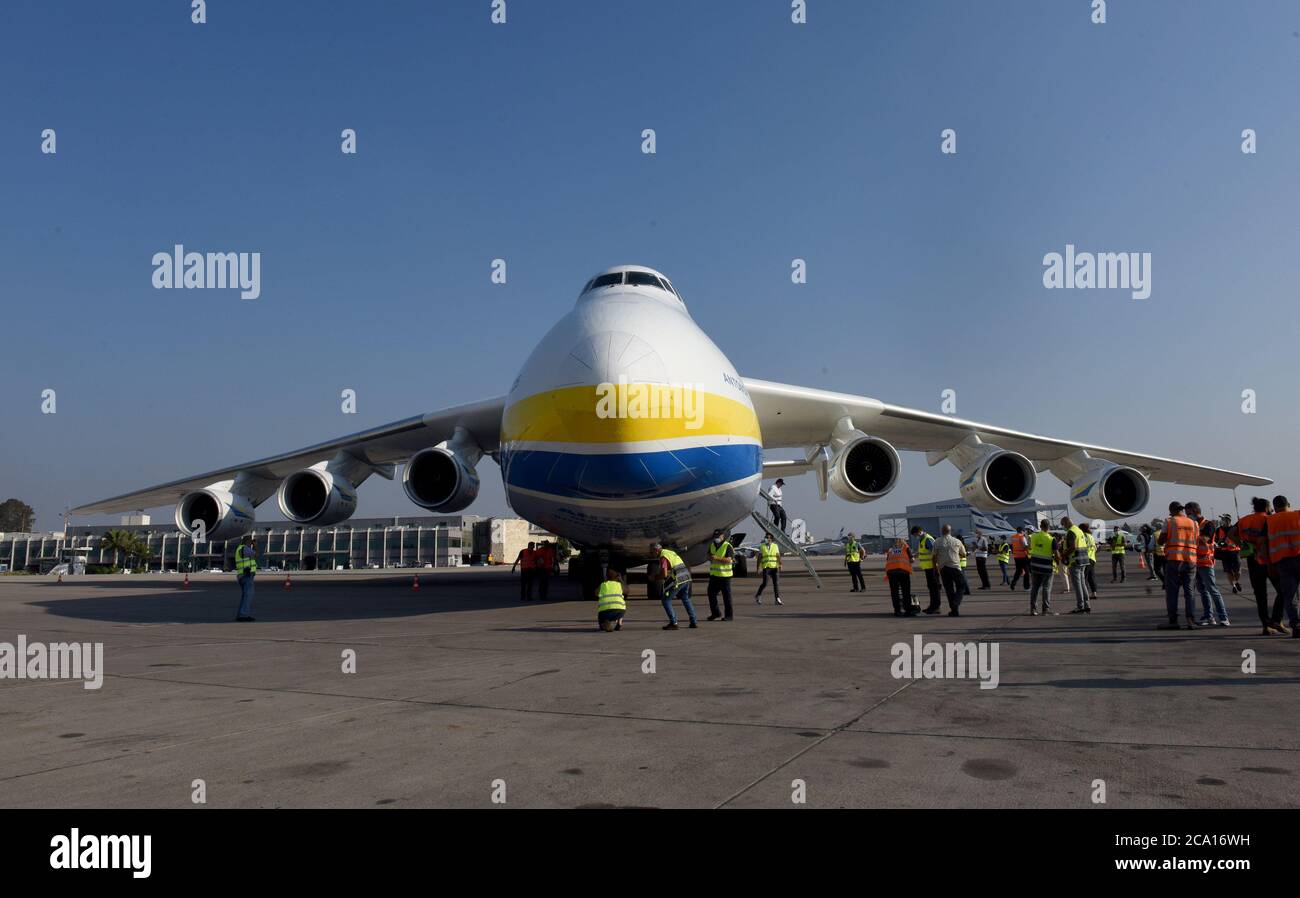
[750,488,822,589]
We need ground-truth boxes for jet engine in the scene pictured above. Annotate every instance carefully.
[403,445,480,512]
[828,435,901,503]
[276,468,358,526]
[175,488,255,542]
[958,448,1037,511]
[1069,463,1150,520]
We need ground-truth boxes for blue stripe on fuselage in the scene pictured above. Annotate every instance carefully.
[502,443,761,501]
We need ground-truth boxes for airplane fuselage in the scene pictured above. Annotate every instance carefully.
[498,277,762,558]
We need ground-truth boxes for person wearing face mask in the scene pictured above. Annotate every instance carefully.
[706,529,735,621]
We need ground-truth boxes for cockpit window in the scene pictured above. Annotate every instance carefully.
[581,278,594,293]
[661,279,679,297]
[588,272,624,290]
[625,272,662,289]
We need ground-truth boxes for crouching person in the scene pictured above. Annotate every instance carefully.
[597,568,627,632]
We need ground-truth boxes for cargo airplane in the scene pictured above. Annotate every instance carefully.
[74,265,1271,573]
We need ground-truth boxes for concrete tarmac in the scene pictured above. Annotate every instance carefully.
[1,558,1296,808]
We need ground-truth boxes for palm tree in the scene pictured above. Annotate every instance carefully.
[97,529,150,572]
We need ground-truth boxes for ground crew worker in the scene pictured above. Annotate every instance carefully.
[1157,502,1199,630]
[844,533,866,592]
[1082,522,1100,599]
[911,526,942,613]
[1027,518,1056,616]
[995,539,1011,584]
[1062,518,1092,614]
[511,541,536,601]
[1009,527,1031,591]
[706,529,735,621]
[1235,496,1287,635]
[1194,528,1229,626]
[652,542,697,629]
[768,478,788,532]
[884,538,915,616]
[1152,524,1166,585]
[1109,529,1127,582]
[233,534,257,622]
[533,540,554,601]
[972,532,991,589]
[1265,495,1300,637]
[754,532,783,605]
[596,568,627,632]
[958,537,971,594]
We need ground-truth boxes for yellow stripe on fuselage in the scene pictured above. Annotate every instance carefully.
[502,384,760,444]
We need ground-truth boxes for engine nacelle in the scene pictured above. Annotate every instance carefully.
[959,449,1036,511]
[828,436,901,503]
[277,468,358,526]
[1069,463,1150,520]
[175,488,255,542]
[403,446,480,512]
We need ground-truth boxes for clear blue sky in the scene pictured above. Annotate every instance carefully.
[3,0,1297,535]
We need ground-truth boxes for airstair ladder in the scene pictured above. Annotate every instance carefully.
[752,488,822,589]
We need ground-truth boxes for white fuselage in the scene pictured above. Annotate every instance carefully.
[498,282,762,558]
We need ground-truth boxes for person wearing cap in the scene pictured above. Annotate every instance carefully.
[706,528,735,621]
[768,478,788,532]
[1157,501,1199,630]
[1062,518,1093,614]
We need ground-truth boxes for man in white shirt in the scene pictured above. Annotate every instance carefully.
[768,478,788,532]
[932,525,968,617]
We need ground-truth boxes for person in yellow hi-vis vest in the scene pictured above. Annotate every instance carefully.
[233,534,258,622]
[596,568,627,632]
[1109,529,1127,583]
[844,533,865,592]
[754,532,783,605]
[706,529,735,621]
[910,525,941,613]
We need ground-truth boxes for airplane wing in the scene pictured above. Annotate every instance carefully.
[71,396,506,514]
[743,378,1270,489]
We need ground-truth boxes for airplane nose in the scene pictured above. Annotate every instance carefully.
[559,330,667,385]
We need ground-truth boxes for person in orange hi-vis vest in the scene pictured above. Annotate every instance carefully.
[1235,496,1287,635]
[1193,528,1229,627]
[1157,501,1200,630]
[1265,495,1300,636]
[511,541,537,601]
[884,539,916,617]
[1008,527,1031,592]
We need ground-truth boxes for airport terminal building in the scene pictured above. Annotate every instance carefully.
[878,497,1068,541]
[0,514,552,574]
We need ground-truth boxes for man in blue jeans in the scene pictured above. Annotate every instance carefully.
[233,534,258,622]
[653,543,698,630]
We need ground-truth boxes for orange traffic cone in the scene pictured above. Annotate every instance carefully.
[1138,554,1146,569]
[182,572,190,589]
[57,573,63,583]
[411,574,420,591]
[283,573,292,590]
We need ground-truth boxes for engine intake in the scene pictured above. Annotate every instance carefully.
[175,488,255,542]
[959,450,1036,511]
[1070,464,1149,520]
[277,468,358,526]
[828,436,900,503]
[403,446,480,512]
